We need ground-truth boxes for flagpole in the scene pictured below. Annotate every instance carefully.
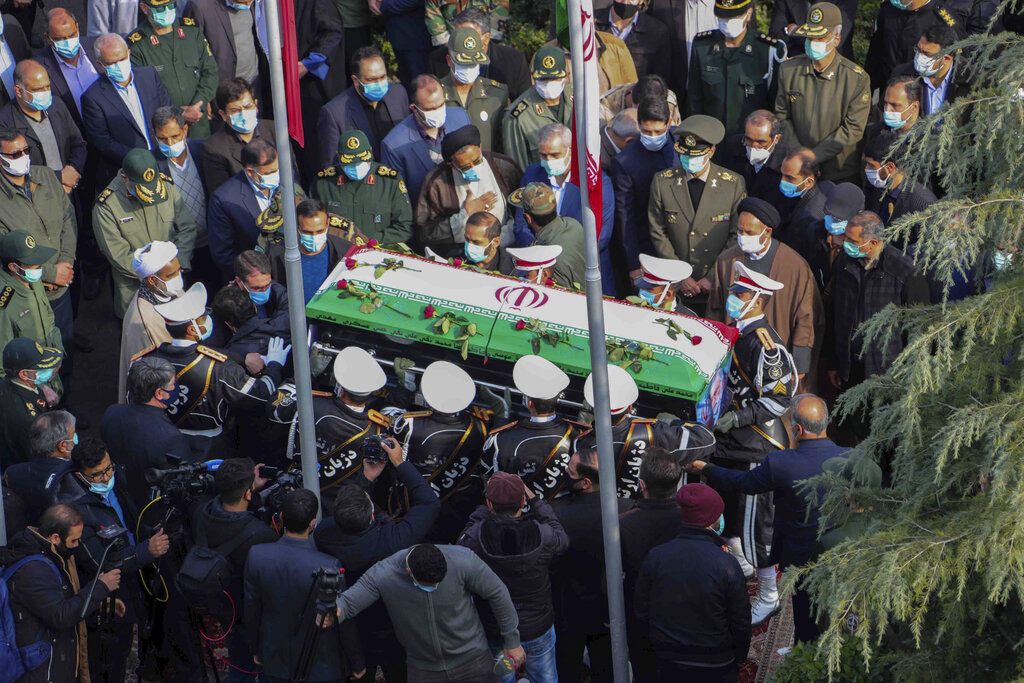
[566,1,629,679]
[263,0,322,512]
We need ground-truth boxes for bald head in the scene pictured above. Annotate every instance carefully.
[14,60,48,87]
[46,8,79,37]
[791,394,829,438]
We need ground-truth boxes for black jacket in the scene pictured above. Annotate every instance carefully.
[619,498,684,608]
[0,377,47,470]
[428,41,532,100]
[551,491,635,634]
[0,529,111,683]
[776,180,832,263]
[634,527,751,664]
[267,234,353,288]
[458,500,569,640]
[866,0,966,92]
[595,9,674,83]
[720,132,790,210]
[206,282,292,363]
[0,98,88,176]
[830,244,931,381]
[33,39,99,131]
[866,178,938,245]
[2,457,73,525]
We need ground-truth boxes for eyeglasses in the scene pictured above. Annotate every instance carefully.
[82,463,114,482]
[1,148,30,159]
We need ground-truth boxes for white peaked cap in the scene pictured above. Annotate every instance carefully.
[153,282,206,322]
[332,346,387,394]
[421,361,476,414]
[584,364,639,414]
[513,354,569,400]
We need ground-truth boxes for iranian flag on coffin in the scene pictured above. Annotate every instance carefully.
[306,249,737,422]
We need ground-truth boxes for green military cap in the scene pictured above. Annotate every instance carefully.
[448,26,489,65]
[673,115,726,155]
[0,230,57,266]
[532,46,567,80]
[141,0,176,7]
[123,148,168,205]
[337,130,373,165]
[508,182,557,216]
[793,2,842,38]
[714,0,752,18]
[2,337,63,372]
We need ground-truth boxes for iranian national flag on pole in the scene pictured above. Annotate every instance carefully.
[278,0,304,147]
[557,0,602,238]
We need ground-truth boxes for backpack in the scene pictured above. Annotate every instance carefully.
[0,556,60,683]
[176,521,257,616]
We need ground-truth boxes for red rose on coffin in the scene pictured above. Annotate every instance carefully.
[452,258,464,268]
[424,304,436,319]
[367,239,379,248]
[345,257,357,269]
[515,320,527,331]
[544,277,555,287]
[336,279,348,290]
[691,336,702,345]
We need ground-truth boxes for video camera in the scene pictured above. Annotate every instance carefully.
[145,460,220,501]
[256,466,304,515]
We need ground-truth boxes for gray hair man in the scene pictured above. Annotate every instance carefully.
[4,411,79,521]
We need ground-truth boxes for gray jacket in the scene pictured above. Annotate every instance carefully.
[337,545,520,672]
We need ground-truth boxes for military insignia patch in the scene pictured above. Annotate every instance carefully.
[535,103,545,115]
[685,135,696,147]
[197,345,227,362]
[346,136,359,149]
[143,168,156,182]
[768,365,782,380]
[24,235,35,248]
[399,180,407,194]
[542,55,556,69]
[377,165,397,177]
[464,35,477,50]
[183,16,196,25]
[150,34,159,45]
[98,189,113,203]
[810,7,822,22]
[711,213,730,222]
[128,32,141,43]
[939,8,955,26]
[755,327,776,350]
[368,409,391,427]
[0,286,12,309]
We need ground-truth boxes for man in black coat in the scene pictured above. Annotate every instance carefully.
[776,147,830,263]
[865,0,965,92]
[891,24,970,117]
[768,0,857,59]
[315,438,440,681]
[184,0,267,85]
[245,489,365,682]
[551,445,635,683]
[0,339,61,471]
[426,7,531,99]
[595,4,674,83]
[0,504,121,683]
[720,109,790,211]
[3,410,78,525]
[635,483,751,682]
[200,77,277,193]
[35,9,99,131]
[0,14,31,108]
[862,129,937,239]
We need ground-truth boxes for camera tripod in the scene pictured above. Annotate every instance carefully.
[292,567,345,682]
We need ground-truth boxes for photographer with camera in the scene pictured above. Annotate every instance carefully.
[245,488,365,682]
[54,437,171,682]
[186,457,278,682]
[315,436,440,681]
[0,504,123,683]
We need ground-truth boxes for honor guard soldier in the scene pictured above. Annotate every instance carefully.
[149,282,290,459]
[271,346,393,496]
[311,130,414,246]
[0,231,66,374]
[128,0,219,139]
[507,244,561,286]
[627,253,699,315]
[502,46,573,171]
[0,338,62,469]
[440,27,509,153]
[648,115,745,315]
[709,262,797,623]
[485,355,587,500]
[93,149,198,318]
[386,360,491,541]
[575,364,716,498]
[688,0,785,138]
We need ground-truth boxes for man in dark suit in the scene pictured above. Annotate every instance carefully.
[891,24,970,117]
[185,0,267,85]
[244,488,365,682]
[35,9,100,131]
[426,7,531,99]
[80,33,173,186]
[318,45,409,168]
[0,14,31,108]
[200,77,277,193]
[0,60,87,194]
[776,147,830,262]
[207,137,278,275]
[720,109,790,212]
[595,2,673,84]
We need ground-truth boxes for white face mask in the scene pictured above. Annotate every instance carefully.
[417,105,447,129]
[452,63,480,84]
[160,273,185,298]
[737,230,767,255]
[535,79,565,100]
[0,153,30,177]
[745,137,776,167]
[914,52,939,77]
[717,16,746,38]
[865,166,889,189]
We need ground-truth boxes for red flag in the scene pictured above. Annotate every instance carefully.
[279,0,304,147]
[569,106,602,239]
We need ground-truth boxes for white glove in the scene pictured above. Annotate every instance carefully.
[262,337,292,367]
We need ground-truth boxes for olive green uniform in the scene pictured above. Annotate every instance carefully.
[687,29,784,137]
[440,74,508,153]
[648,164,745,298]
[773,53,870,182]
[0,269,64,361]
[128,18,219,139]
[502,85,573,172]
[425,0,509,44]
[0,170,76,302]
[93,173,197,318]
[311,162,414,245]
[533,215,586,290]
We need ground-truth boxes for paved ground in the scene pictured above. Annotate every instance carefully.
[67,278,123,431]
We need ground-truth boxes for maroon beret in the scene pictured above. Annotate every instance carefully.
[486,472,527,507]
[675,483,724,528]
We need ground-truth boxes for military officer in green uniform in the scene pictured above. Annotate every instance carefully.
[648,115,745,314]
[688,0,785,138]
[0,231,65,397]
[128,0,219,139]
[93,149,197,318]
[311,130,414,245]
[774,2,870,182]
[509,183,586,289]
[440,26,508,153]
[502,45,573,172]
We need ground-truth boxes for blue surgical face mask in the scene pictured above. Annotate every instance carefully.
[229,108,258,134]
[714,515,725,535]
[779,177,807,199]
[24,89,52,111]
[464,240,491,263]
[541,153,569,178]
[679,152,709,175]
[637,288,656,305]
[725,293,747,320]
[72,433,79,445]
[300,232,327,252]
[158,139,187,159]
[993,251,1012,271]
[19,265,44,283]
[883,105,913,129]
[192,317,214,341]
[360,78,389,102]
[150,6,176,26]
[343,162,371,181]
[248,286,271,305]
[804,38,831,61]
[52,37,81,59]
[34,367,55,384]
[413,580,438,593]
[105,57,132,83]
[844,240,867,259]
[461,167,480,182]
[824,215,847,235]
[88,473,115,496]
[253,169,279,190]
[640,132,667,151]
[226,0,250,10]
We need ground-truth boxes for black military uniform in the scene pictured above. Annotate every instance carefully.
[575,415,716,498]
[0,376,48,469]
[387,406,491,541]
[866,0,965,91]
[485,416,588,501]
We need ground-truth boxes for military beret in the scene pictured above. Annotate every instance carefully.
[737,197,780,229]
[441,125,482,162]
[673,115,725,155]
[824,183,866,221]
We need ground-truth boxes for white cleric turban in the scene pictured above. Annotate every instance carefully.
[132,241,179,278]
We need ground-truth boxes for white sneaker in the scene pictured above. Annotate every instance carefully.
[726,537,755,579]
[751,567,781,626]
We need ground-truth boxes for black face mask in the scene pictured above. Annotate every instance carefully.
[55,542,74,560]
[613,1,639,19]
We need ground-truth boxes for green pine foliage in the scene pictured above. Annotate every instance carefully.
[783,21,1024,682]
